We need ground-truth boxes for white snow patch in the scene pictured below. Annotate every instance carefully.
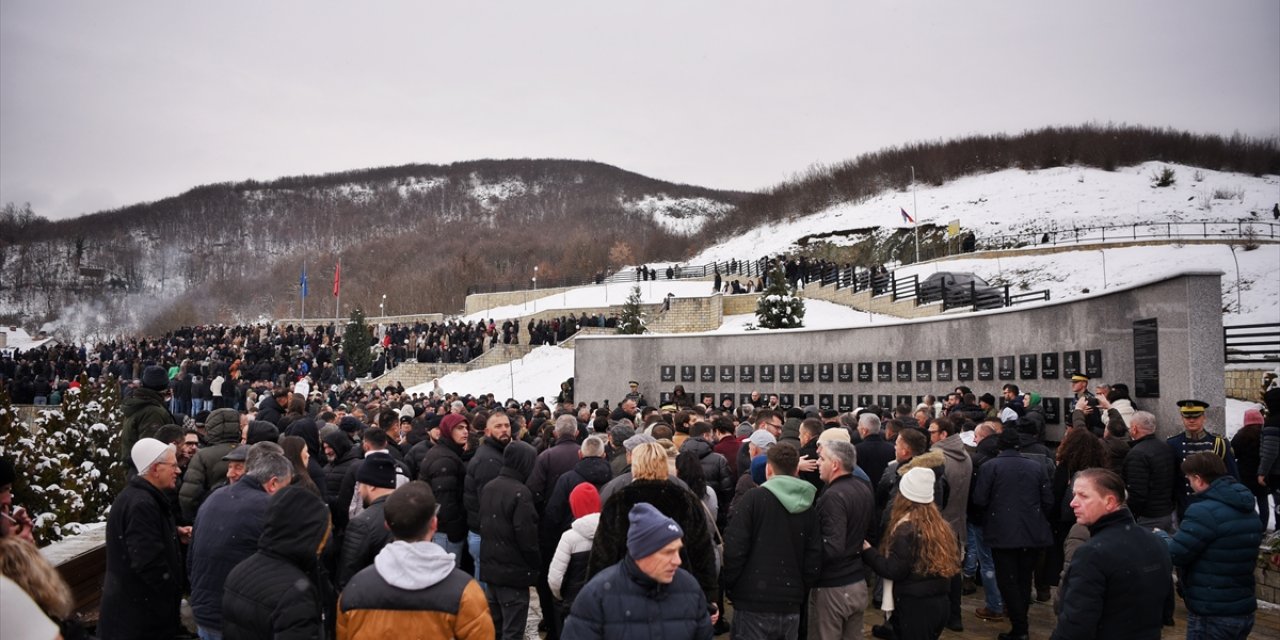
[621,194,734,236]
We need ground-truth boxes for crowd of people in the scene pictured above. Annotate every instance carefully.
[2,361,1277,639]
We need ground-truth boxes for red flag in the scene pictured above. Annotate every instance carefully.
[333,261,341,297]
[900,207,915,224]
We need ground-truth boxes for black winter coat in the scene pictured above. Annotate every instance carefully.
[99,476,184,640]
[861,521,952,599]
[464,437,507,532]
[323,438,360,512]
[972,450,1053,549]
[679,437,733,508]
[1122,433,1177,519]
[721,480,822,614]
[187,476,272,632]
[562,556,712,640]
[420,438,468,543]
[528,436,583,504]
[855,433,896,488]
[815,473,876,588]
[255,395,286,428]
[478,441,540,588]
[222,486,333,640]
[541,456,613,550]
[337,495,392,589]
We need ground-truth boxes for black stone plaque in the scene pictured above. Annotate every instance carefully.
[877,394,893,408]
[978,357,995,381]
[1133,319,1160,398]
[1041,353,1059,379]
[858,394,874,408]
[760,365,775,383]
[660,391,673,404]
[799,393,815,408]
[820,394,835,410]
[1019,354,1038,380]
[779,393,795,409]
[740,365,755,383]
[896,361,912,383]
[780,364,795,383]
[998,356,1015,380]
[936,359,953,383]
[720,365,734,383]
[877,362,892,383]
[661,365,676,382]
[701,366,715,383]
[1063,351,1081,377]
[957,358,974,382]
[720,393,735,407]
[799,364,814,383]
[838,394,854,412]
[839,363,855,383]
[740,393,752,406]
[895,395,913,409]
[858,362,873,383]
[819,363,834,383]
[916,360,932,382]
[1085,349,1103,379]
[681,365,696,382]
[1043,397,1061,424]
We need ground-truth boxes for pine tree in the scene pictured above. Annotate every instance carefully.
[755,262,806,329]
[617,285,647,335]
[343,308,375,377]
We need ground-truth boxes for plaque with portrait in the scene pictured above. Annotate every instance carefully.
[858,394,874,408]
[877,394,893,409]
[740,393,752,406]
[837,394,853,412]
[858,362,873,383]
[660,392,673,405]
[780,364,795,383]
[936,359,953,383]
[1043,397,1061,424]
[978,357,995,381]
[701,366,716,383]
[799,393,815,408]
[896,361,912,383]
[660,365,676,382]
[1062,351,1081,377]
[1085,349,1103,378]
[760,365,775,383]
[681,365,696,382]
[916,360,932,382]
[877,362,892,383]
[739,365,755,383]
[957,358,974,382]
[998,356,1015,381]
[1019,354,1037,380]
[819,363,834,383]
[895,395,913,409]
[799,364,814,383]
[720,365,734,383]
[720,393,735,407]
[779,393,795,409]
[820,394,834,410]
[839,363,854,383]
[1040,353,1059,379]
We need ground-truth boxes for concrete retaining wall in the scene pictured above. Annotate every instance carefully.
[576,271,1226,441]
[464,286,578,316]
[1225,368,1271,403]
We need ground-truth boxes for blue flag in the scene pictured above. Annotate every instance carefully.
[300,265,309,297]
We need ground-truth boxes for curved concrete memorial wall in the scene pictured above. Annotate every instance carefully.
[575,271,1225,441]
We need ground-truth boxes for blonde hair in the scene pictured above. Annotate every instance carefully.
[630,442,669,481]
[0,536,73,620]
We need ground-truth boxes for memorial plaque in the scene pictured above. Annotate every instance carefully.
[780,364,795,383]
[978,357,995,381]
[936,359,953,383]
[858,394,874,408]
[720,393,735,407]
[779,393,795,409]
[739,365,755,383]
[760,365,775,383]
[701,366,716,383]
[895,395,913,409]
[858,362,874,383]
[1063,351,1081,377]
[1133,319,1160,397]
[896,361,912,383]
[799,393,815,408]
[819,363,834,383]
[916,360,932,382]
[1043,397,1061,424]
[740,393,752,406]
[839,363,855,383]
[877,362,893,382]
[660,392,673,405]
[661,365,676,382]
[877,394,893,408]
[1041,353,1059,379]
[720,365,734,383]
[957,358,974,382]
[1085,349,1103,379]
[819,394,835,410]
[1019,354,1038,380]
[681,365,696,382]
[838,394,854,412]
[998,356,1016,380]
[799,364,814,383]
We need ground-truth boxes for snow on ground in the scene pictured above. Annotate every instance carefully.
[711,299,898,333]
[404,346,574,402]
[463,280,727,322]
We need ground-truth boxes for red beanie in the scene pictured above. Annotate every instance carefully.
[569,483,601,519]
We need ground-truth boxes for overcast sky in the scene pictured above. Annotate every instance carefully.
[2,1,1277,220]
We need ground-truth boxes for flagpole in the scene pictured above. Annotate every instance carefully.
[911,166,920,264]
[301,261,306,325]
[334,260,341,322]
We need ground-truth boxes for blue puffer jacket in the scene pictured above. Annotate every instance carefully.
[562,555,712,640]
[1166,476,1264,616]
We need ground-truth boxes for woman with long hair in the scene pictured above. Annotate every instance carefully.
[280,435,322,497]
[1045,427,1109,585]
[862,467,960,640]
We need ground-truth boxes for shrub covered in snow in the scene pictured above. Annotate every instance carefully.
[755,263,806,329]
[0,376,126,545]
[617,285,648,335]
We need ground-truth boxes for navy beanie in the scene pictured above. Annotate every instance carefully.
[627,502,683,560]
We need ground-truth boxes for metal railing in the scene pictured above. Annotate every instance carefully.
[1224,323,1280,364]
[978,221,1278,252]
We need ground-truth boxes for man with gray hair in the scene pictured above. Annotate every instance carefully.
[811,439,875,639]
[188,442,293,640]
[855,412,895,487]
[1120,410,1177,531]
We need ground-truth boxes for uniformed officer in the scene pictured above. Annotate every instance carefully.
[1071,373,1103,435]
[1166,399,1239,519]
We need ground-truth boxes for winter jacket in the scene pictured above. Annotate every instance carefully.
[679,437,733,511]
[1122,433,1177,520]
[721,476,822,614]
[1261,416,1280,479]
[179,407,242,521]
[478,440,541,588]
[855,433,895,488]
[323,433,360,506]
[972,449,1052,549]
[542,456,613,551]
[589,479,720,603]
[337,540,492,640]
[860,521,951,599]
[463,436,507,532]
[1050,507,1172,640]
[814,473,875,588]
[255,395,286,428]
[562,555,712,640]
[99,476,184,640]
[188,475,273,632]
[548,513,600,604]
[1166,476,1264,616]
[876,450,948,530]
[931,433,972,539]
[713,434,743,478]
[528,435,583,503]
[119,387,176,466]
[222,486,332,640]
[598,470,688,507]
[1168,431,1239,515]
[337,495,392,589]
[419,437,468,543]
